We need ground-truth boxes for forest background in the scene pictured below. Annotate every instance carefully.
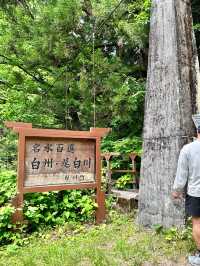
[0,0,200,245]
[0,0,200,158]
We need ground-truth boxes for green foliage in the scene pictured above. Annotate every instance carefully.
[0,0,146,233]
[0,0,149,167]
[101,137,141,188]
[0,0,148,132]
[24,190,97,228]
[192,0,200,57]
[193,24,200,31]
[0,170,18,246]
[102,136,142,154]
[105,195,117,210]
[0,170,16,205]
[0,205,15,244]
[117,0,151,48]
[0,0,199,253]
[0,169,96,245]
[0,130,17,170]
[115,174,133,190]
[153,223,193,242]
[0,204,28,246]
[0,212,195,266]
[0,0,199,156]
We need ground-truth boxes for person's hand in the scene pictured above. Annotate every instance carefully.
[171,191,183,199]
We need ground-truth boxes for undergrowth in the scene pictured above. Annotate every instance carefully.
[0,169,97,246]
[0,211,196,266]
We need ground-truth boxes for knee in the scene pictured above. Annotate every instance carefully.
[193,218,200,233]
[193,217,200,226]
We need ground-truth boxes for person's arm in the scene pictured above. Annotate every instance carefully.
[172,147,189,199]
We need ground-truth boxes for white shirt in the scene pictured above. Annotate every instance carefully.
[173,140,200,197]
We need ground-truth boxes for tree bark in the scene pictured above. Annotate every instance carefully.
[138,0,200,227]
[192,31,200,112]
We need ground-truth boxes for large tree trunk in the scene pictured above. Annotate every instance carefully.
[138,0,200,228]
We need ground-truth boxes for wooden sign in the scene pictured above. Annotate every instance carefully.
[25,138,95,187]
[5,121,111,224]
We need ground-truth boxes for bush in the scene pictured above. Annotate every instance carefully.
[153,223,193,242]
[0,169,97,245]
[115,174,133,190]
[24,190,97,229]
[101,136,142,155]
[0,205,15,245]
[0,170,16,206]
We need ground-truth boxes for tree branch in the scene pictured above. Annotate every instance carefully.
[0,55,51,87]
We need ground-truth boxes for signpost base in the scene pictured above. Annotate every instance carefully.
[11,194,24,223]
[96,191,106,224]
[12,209,24,224]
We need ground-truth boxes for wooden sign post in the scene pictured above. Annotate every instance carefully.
[5,121,111,224]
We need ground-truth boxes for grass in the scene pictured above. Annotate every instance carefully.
[0,211,196,266]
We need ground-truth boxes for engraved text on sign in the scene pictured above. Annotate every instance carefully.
[25,139,96,187]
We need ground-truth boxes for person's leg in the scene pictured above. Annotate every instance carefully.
[192,217,200,250]
[188,217,200,265]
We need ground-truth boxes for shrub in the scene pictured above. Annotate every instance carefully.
[0,170,16,206]
[0,204,16,245]
[0,169,97,245]
[115,174,133,190]
[24,190,97,229]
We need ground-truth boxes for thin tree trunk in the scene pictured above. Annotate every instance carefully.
[138,0,199,228]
